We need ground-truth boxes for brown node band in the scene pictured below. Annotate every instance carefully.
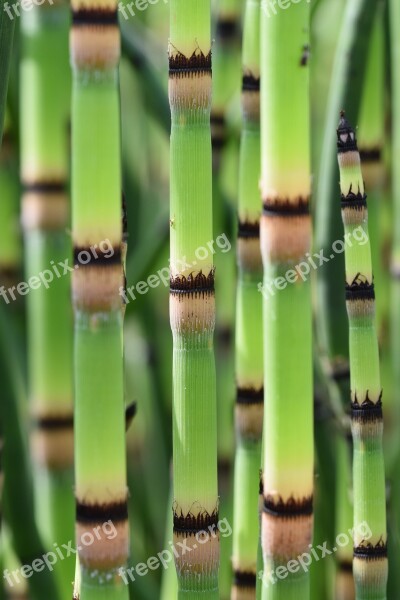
[236,387,263,405]
[341,191,367,209]
[72,8,118,25]
[170,270,215,297]
[262,196,310,216]
[73,245,122,267]
[233,570,256,588]
[353,539,387,560]
[359,147,382,163]
[173,507,219,534]
[169,50,212,76]
[242,74,260,92]
[345,279,374,301]
[352,392,383,422]
[33,415,74,430]
[216,18,241,42]
[76,500,128,524]
[238,221,260,240]
[263,495,313,517]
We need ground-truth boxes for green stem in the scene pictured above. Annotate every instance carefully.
[336,113,387,600]
[260,2,313,598]
[232,0,262,598]
[169,1,218,596]
[70,3,129,598]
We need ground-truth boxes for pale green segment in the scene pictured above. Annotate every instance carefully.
[262,271,313,493]
[335,437,353,564]
[172,331,217,511]
[170,0,210,55]
[20,6,70,177]
[75,312,126,489]
[178,584,218,599]
[261,562,309,599]
[25,231,73,410]
[348,314,381,400]
[391,0,400,254]
[170,113,213,274]
[239,127,261,222]
[34,469,75,599]
[242,0,260,73]
[79,573,129,600]
[213,0,241,113]
[236,277,263,385]
[339,162,365,198]
[72,73,121,242]
[232,442,261,566]
[343,222,372,281]
[352,432,386,544]
[0,160,20,266]
[358,9,384,148]
[261,2,310,192]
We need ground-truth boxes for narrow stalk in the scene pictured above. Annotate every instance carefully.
[20,5,74,597]
[336,113,387,600]
[0,0,14,143]
[232,0,262,598]
[314,3,379,594]
[169,0,219,596]
[260,2,313,598]
[70,3,129,598]
[0,111,21,291]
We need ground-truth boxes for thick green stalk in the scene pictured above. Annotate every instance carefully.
[336,113,387,600]
[169,1,218,597]
[70,4,129,599]
[389,0,400,589]
[0,0,14,143]
[232,0,262,598]
[260,2,313,598]
[20,6,74,598]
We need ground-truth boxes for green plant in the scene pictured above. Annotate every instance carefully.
[169,0,219,596]
[70,3,129,598]
[336,112,387,600]
[260,1,313,598]
[232,0,262,597]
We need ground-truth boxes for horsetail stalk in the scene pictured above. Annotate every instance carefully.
[169,0,219,596]
[260,2,313,597]
[70,3,129,598]
[232,0,262,597]
[0,0,15,144]
[20,4,74,597]
[336,113,387,600]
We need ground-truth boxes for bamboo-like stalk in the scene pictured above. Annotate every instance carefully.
[0,111,20,291]
[70,3,129,598]
[169,1,218,597]
[232,0,262,598]
[314,2,379,596]
[0,0,15,144]
[260,2,313,598]
[20,5,74,598]
[336,112,387,600]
